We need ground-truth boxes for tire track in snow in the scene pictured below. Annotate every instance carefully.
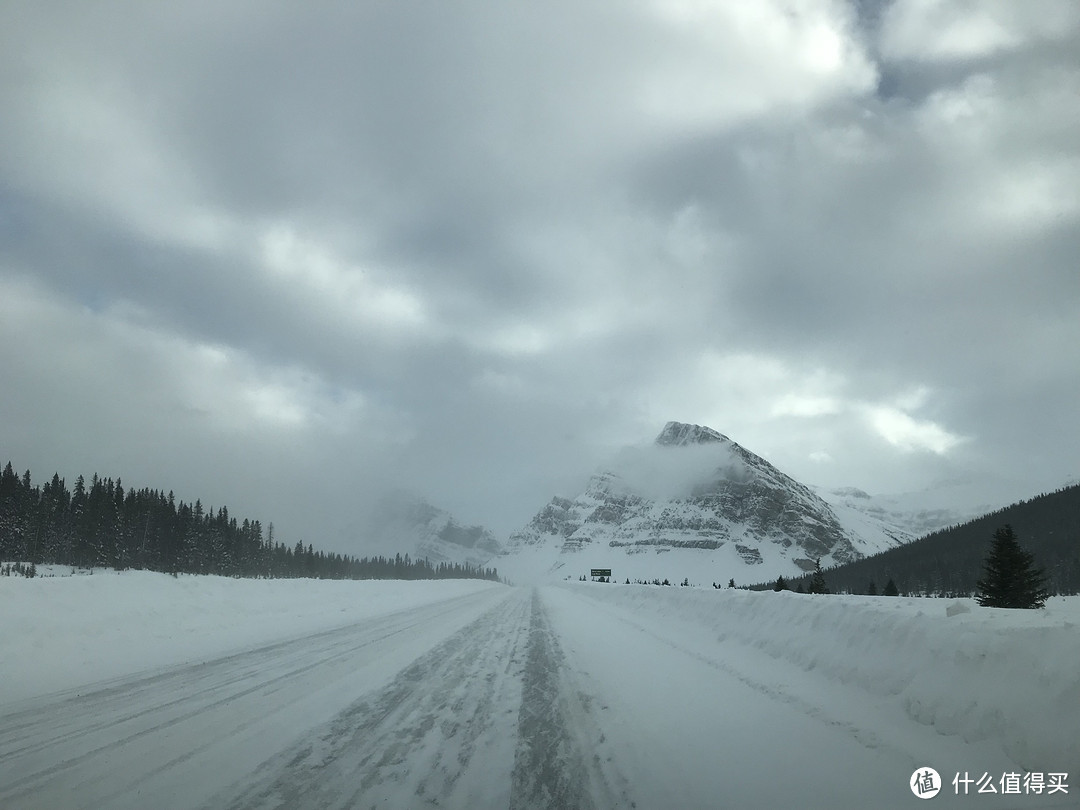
[212,589,532,810]
[0,587,506,810]
[2,615,430,765]
[510,590,636,810]
[0,586,501,764]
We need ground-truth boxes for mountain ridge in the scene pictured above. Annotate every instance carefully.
[499,421,905,583]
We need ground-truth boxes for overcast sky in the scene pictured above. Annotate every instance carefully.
[2,0,1078,551]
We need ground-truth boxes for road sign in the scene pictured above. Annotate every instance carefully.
[590,569,612,577]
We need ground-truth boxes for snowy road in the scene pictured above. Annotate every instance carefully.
[0,586,517,810]
[1,583,1073,809]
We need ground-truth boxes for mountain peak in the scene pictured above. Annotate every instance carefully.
[655,421,729,447]
[505,420,885,582]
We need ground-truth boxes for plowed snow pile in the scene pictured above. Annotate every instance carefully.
[567,583,1080,773]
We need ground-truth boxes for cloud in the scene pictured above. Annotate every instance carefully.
[606,441,742,503]
[0,0,1077,549]
[638,0,878,128]
[881,0,1080,62]
[863,406,967,455]
[0,275,407,541]
[256,224,429,335]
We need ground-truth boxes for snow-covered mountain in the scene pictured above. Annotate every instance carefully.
[361,492,502,569]
[816,478,1023,539]
[499,421,908,584]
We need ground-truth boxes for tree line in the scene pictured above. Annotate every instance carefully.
[0,462,500,583]
[757,484,1080,598]
[766,526,1050,609]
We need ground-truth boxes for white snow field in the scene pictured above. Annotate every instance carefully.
[1,571,1076,809]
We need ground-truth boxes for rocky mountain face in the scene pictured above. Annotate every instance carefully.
[364,492,502,569]
[501,422,905,582]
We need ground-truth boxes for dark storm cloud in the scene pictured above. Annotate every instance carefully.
[1,0,1077,548]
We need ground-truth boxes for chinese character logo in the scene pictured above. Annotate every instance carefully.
[911,767,942,799]
[951,770,1069,797]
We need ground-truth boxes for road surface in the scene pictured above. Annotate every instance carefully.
[0,585,1068,809]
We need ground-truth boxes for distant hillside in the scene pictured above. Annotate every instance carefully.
[765,484,1080,596]
[359,491,502,568]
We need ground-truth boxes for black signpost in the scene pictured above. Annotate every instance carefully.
[590,569,611,578]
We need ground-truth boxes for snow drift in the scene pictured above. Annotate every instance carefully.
[563,583,1079,775]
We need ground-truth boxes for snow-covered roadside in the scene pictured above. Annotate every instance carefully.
[0,569,503,704]
[560,583,1080,775]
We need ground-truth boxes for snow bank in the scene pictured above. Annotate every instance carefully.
[564,583,1080,773]
[0,569,502,704]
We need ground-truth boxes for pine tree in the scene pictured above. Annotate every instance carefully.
[808,558,829,594]
[774,575,788,591]
[867,579,878,596]
[975,525,1049,609]
[883,578,899,596]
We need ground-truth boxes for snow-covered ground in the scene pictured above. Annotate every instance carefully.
[0,567,503,704]
[557,584,1080,805]
[1,571,1076,809]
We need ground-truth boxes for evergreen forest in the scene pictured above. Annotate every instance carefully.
[0,461,500,583]
[767,484,1080,597]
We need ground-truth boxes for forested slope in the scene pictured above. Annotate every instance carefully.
[771,484,1080,596]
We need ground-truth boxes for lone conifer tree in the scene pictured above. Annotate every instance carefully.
[774,575,788,592]
[883,577,899,596]
[808,558,828,594]
[975,525,1049,609]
